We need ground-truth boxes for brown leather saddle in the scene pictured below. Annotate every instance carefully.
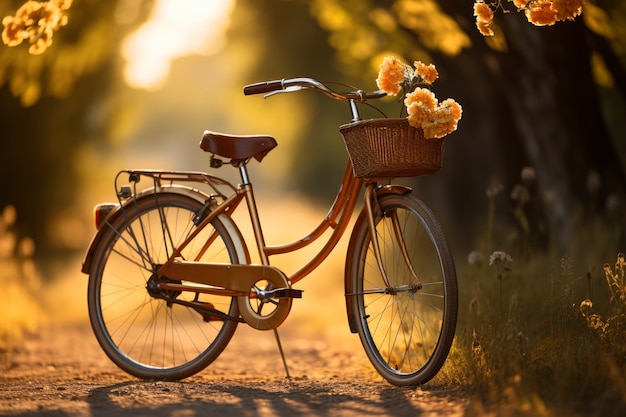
[200,131,277,162]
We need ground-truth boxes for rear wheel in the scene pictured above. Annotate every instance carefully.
[348,194,457,385]
[87,192,246,380]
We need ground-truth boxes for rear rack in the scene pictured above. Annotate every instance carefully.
[113,169,238,203]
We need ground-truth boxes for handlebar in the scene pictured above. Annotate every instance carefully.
[243,77,387,102]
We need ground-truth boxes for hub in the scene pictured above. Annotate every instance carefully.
[146,270,182,303]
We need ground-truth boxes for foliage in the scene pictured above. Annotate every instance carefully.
[0,0,153,106]
[1,0,72,55]
[308,0,470,78]
[0,205,42,350]
[0,0,155,260]
[580,255,626,351]
[437,173,626,416]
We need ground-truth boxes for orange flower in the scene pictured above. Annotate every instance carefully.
[1,16,25,46]
[405,88,438,129]
[422,99,463,139]
[513,0,530,8]
[414,61,438,84]
[476,19,494,37]
[441,98,463,123]
[552,0,583,21]
[474,2,494,22]
[405,88,437,112]
[405,90,462,138]
[376,56,405,96]
[376,56,462,139]
[474,2,494,37]
[525,2,558,26]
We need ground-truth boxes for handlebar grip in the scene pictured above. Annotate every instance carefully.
[243,80,284,95]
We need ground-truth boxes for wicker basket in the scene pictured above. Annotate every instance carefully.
[339,118,444,180]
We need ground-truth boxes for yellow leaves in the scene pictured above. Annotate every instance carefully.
[583,2,613,39]
[312,0,350,31]
[0,2,120,107]
[310,0,470,69]
[369,8,397,33]
[591,52,614,88]
[394,0,470,56]
[0,0,75,105]
[312,0,381,61]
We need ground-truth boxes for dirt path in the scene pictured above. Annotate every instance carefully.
[0,322,470,417]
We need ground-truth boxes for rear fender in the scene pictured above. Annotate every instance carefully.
[81,186,237,274]
[344,184,412,333]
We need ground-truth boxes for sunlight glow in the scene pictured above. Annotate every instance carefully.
[121,0,235,90]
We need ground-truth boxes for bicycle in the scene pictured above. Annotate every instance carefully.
[81,77,458,386]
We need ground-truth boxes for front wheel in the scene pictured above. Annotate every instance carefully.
[348,194,458,386]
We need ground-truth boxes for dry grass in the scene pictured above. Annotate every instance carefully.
[436,169,626,416]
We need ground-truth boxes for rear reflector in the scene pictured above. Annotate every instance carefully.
[93,203,118,229]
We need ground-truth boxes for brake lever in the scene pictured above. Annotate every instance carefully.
[263,85,306,99]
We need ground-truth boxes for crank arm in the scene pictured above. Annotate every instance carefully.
[172,298,244,323]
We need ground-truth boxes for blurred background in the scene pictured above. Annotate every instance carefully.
[1,0,625,347]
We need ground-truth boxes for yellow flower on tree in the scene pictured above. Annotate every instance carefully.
[473,0,584,36]
[474,1,495,36]
[1,0,72,55]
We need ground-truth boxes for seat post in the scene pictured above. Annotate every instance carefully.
[238,162,251,185]
[237,161,269,265]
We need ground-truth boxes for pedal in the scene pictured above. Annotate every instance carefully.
[272,288,303,299]
[258,288,303,299]
[195,302,222,322]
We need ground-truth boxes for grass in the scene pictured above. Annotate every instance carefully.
[436,168,626,416]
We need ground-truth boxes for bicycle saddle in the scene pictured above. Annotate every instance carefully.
[200,131,277,162]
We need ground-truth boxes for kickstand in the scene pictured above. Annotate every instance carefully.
[273,328,291,379]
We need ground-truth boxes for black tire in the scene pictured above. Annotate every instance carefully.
[348,194,458,386]
[87,192,246,380]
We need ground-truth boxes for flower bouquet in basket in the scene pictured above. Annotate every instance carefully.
[340,56,462,180]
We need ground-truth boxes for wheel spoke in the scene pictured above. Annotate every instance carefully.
[351,194,457,386]
[88,192,244,379]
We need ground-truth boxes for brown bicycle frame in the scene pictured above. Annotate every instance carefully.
[263,161,363,284]
[157,159,363,292]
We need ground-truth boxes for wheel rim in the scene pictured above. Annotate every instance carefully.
[90,194,240,376]
[357,202,452,379]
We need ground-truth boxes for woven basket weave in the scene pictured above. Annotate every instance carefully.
[339,118,444,180]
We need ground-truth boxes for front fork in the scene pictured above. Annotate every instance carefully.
[363,184,389,287]
[345,183,414,333]
[363,184,419,287]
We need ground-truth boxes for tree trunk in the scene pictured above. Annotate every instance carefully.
[432,1,626,254]
[499,15,626,253]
